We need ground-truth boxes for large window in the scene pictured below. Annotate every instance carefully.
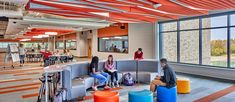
[202,28,227,67]
[23,42,47,49]
[230,28,235,68]
[56,41,64,49]
[160,11,235,68]
[66,40,76,50]
[162,32,177,62]
[180,30,199,64]
[98,36,128,53]
[0,42,18,48]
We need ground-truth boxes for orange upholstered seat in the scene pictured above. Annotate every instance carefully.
[177,78,190,94]
[94,91,119,102]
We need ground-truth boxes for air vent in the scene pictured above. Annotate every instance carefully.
[0,17,8,35]
[0,35,4,38]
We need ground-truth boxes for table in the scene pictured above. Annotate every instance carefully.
[43,64,66,102]
[26,53,43,62]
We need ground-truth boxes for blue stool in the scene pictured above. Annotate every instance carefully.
[157,86,177,102]
[128,89,153,102]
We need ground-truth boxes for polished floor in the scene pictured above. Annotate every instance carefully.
[0,60,234,102]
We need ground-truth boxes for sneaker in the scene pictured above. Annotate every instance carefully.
[112,82,115,88]
[116,81,120,87]
[92,86,98,91]
[153,92,157,97]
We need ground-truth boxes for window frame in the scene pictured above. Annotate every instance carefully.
[159,11,235,69]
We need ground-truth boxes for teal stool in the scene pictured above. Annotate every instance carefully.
[128,89,153,102]
[157,86,177,102]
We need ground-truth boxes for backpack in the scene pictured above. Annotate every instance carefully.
[53,88,67,102]
[123,73,134,86]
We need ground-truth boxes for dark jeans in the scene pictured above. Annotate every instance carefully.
[104,70,118,82]
[19,55,25,64]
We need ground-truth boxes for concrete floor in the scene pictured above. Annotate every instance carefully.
[0,59,234,102]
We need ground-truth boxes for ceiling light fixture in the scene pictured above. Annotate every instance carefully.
[153,4,162,9]
[102,37,109,39]
[45,32,58,35]
[20,39,31,41]
[38,35,49,38]
[33,36,42,38]
[114,36,122,39]
[137,5,169,14]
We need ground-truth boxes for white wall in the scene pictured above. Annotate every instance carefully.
[77,32,88,57]
[54,32,88,57]
[91,23,155,60]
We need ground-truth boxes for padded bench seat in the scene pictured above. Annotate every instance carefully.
[138,72,158,84]
[62,59,159,101]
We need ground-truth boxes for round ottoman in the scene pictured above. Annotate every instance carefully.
[157,86,177,102]
[128,89,153,102]
[177,78,190,94]
[94,91,119,102]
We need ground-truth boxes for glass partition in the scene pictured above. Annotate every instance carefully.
[98,36,128,53]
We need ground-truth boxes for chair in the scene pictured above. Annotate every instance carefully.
[94,91,119,102]
[60,56,68,63]
[177,78,190,94]
[128,89,153,102]
[157,86,177,102]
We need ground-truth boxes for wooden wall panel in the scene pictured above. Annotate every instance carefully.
[98,23,128,37]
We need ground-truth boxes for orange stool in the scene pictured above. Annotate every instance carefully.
[94,91,119,102]
[177,78,190,94]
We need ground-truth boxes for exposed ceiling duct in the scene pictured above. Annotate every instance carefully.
[0,17,8,39]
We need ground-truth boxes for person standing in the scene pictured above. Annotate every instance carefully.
[134,48,144,60]
[150,58,176,93]
[90,56,111,91]
[31,44,35,52]
[19,43,26,67]
[104,55,119,88]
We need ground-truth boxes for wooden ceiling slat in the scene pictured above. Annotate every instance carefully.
[203,0,231,9]
[27,0,234,23]
[217,0,235,8]
[133,7,178,19]
[110,12,157,23]
[150,0,208,15]
[179,0,220,10]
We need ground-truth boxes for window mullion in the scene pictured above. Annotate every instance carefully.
[228,14,231,68]
[199,17,202,65]
[177,21,180,62]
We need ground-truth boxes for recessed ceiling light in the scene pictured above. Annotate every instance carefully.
[102,37,109,39]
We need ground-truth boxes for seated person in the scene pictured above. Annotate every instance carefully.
[90,56,110,91]
[150,58,176,94]
[104,55,119,88]
[53,50,60,55]
[134,48,144,60]
[40,50,52,66]
[66,49,73,61]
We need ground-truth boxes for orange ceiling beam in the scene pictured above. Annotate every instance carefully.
[149,0,208,15]
[110,12,157,23]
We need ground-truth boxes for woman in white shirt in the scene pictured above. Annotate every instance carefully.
[19,43,26,66]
